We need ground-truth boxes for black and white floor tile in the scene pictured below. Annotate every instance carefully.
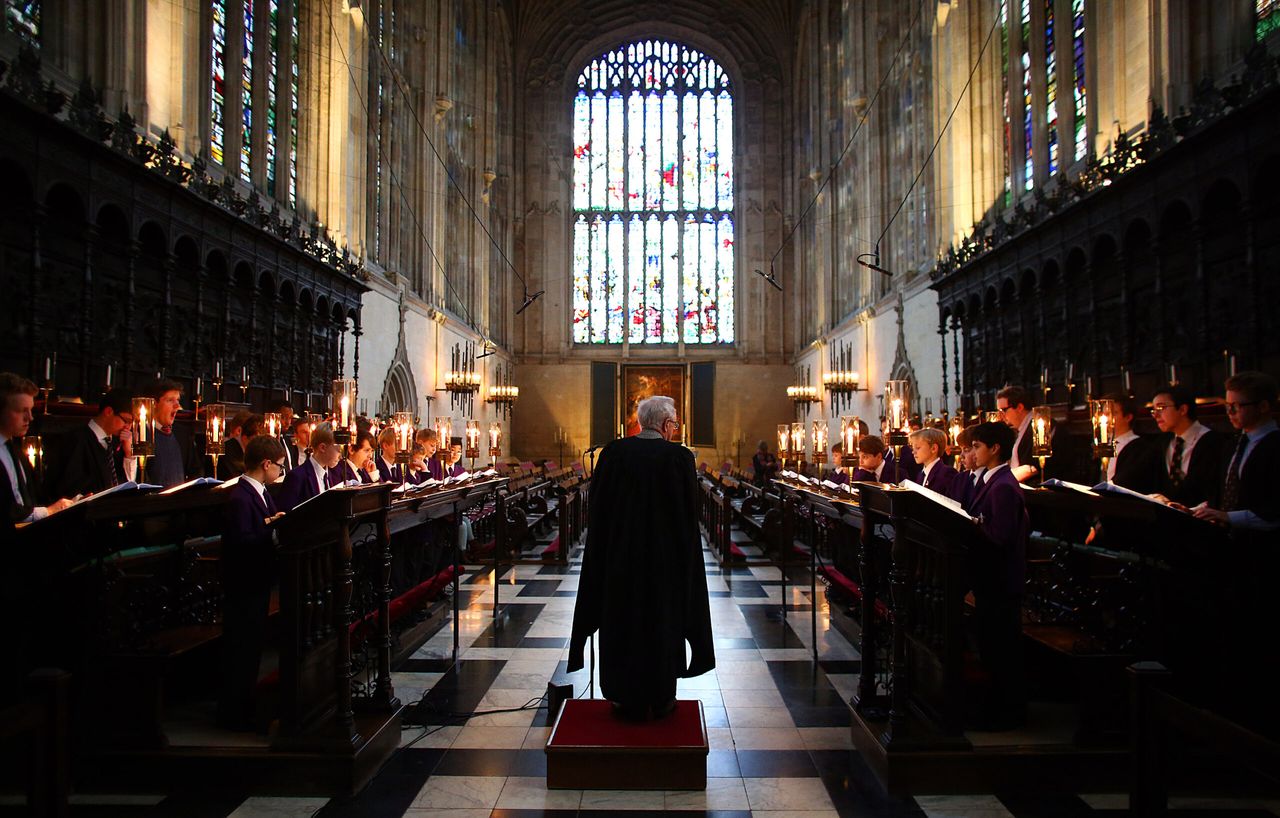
[7,539,1279,817]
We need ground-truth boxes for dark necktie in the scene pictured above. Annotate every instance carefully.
[1222,434,1249,512]
[279,438,292,473]
[1169,436,1186,488]
[104,436,119,487]
[7,439,33,508]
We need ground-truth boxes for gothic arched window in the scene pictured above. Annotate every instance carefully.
[571,40,735,345]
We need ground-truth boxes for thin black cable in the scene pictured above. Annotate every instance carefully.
[875,3,1003,251]
[367,28,535,304]
[321,2,479,329]
[765,0,928,274]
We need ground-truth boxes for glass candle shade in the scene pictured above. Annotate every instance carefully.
[1090,399,1116,459]
[777,424,790,458]
[21,435,41,471]
[488,421,502,457]
[948,417,963,450]
[885,380,911,445]
[1031,406,1053,459]
[790,422,806,460]
[262,412,282,440]
[984,411,1003,424]
[811,419,828,464]
[465,420,481,459]
[393,411,414,457]
[204,404,227,456]
[332,378,357,432]
[839,416,861,468]
[435,417,452,460]
[131,396,156,458]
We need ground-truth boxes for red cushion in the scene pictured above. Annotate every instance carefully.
[548,699,705,749]
[727,544,746,559]
[541,536,562,557]
[819,566,863,602]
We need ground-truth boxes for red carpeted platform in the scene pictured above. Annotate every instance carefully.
[545,699,708,790]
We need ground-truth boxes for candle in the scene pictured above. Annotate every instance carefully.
[195,376,203,397]
[215,361,222,379]
[44,357,52,380]
[339,394,350,427]
[105,364,113,387]
[1122,368,1132,393]
[212,416,222,442]
[241,365,248,383]
[25,443,37,468]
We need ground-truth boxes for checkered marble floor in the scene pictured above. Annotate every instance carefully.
[11,540,1280,817]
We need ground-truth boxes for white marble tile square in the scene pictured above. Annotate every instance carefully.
[707,726,736,749]
[751,811,841,818]
[495,776,583,809]
[743,777,837,812]
[915,794,1015,817]
[677,671,720,690]
[664,777,750,810]
[400,725,460,749]
[730,726,806,750]
[401,809,491,818]
[522,726,552,749]
[412,775,506,810]
[579,789,668,810]
[720,687,785,708]
[227,797,330,817]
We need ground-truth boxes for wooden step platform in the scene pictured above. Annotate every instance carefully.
[545,699,708,790]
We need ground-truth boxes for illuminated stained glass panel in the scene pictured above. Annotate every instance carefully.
[1260,0,1280,40]
[211,0,227,164]
[266,0,279,197]
[240,0,254,184]
[289,0,299,206]
[1073,0,1088,161]
[1021,0,1033,191]
[1044,0,1059,176]
[1000,0,1011,205]
[572,40,734,344]
[6,0,39,46]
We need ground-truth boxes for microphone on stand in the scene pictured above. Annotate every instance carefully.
[753,266,783,291]
[515,289,545,315]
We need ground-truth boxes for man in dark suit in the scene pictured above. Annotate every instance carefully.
[277,423,343,511]
[1191,372,1279,534]
[46,388,136,500]
[284,417,310,469]
[217,435,286,730]
[966,420,1030,730]
[1151,383,1227,507]
[329,431,376,485]
[1103,393,1159,492]
[0,373,74,527]
[217,411,262,481]
[908,427,972,506]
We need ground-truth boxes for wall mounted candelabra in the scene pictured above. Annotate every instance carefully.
[823,340,864,414]
[486,361,518,420]
[787,365,816,414]
[442,341,480,416]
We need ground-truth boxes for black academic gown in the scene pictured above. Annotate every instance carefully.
[46,423,125,501]
[568,433,715,710]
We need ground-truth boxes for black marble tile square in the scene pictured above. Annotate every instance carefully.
[518,580,565,597]
[714,637,758,650]
[735,749,818,777]
[779,686,848,708]
[727,582,768,598]
[491,810,580,818]
[508,748,549,777]
[992,793,1097,817]
[468,604,546,648]
[708,590,734,597]
[519,636,569,649]
[315,748,445,817]
[786,704,852,727]
[553,590,578,597]
[810,750,924,817]
[818,659,863,675]
[430,748,522,777]
[536,564,574,575]
[768,660,835,690]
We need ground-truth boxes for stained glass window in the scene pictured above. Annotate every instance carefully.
[572,40,735,345]
[1072,0,1087,161]
[1000,0,1011,206]
[265,0,279,197]
[240,0,254,184]
[6,0,40,46]
[1020,0,1033,191]
[288,0,299,206]
[1044,0,1058,176]
[1260,0,1280,40]
[211,0,227,164]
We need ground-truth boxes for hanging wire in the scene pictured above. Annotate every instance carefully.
[756,0,928,290]
[321,1,479,330]
[365,14,542,315]
[865,0,1005,278]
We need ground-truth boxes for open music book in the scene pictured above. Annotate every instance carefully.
[896,478,978,521]
[1090,480,1177,508]
[66,480,162,507]
[159,477,223,495]
[1040,478,1100,497]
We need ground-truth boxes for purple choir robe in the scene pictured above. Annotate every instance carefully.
[913,460,973,507]
[222,479,278,593]
[965,464,1029,597]
[277,461,326,512]
[329,460,374,486]
[445,461,468,478]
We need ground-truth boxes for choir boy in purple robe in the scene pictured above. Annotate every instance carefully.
[907,427,971,506]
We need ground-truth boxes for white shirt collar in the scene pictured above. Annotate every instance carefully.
[88,419,111,447]
[1178,420,1208,444]
[241,473,267,501]
[310,456,329,485]
[920,458,938,481]
[983,463,1009,484]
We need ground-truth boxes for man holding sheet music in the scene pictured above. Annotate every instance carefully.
[0,373,74,526]
[1190,372,1280,535]
[46,388,138,500]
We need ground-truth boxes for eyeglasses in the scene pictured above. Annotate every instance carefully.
[1225,401,1257,414]
[1150,403,1176,414]
[269,459,286,470]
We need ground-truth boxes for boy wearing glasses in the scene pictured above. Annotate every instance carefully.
[1150,384,1227,508]
[1191,371,1279,533]
[218,435,287,730]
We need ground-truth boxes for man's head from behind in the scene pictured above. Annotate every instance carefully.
[637,395,678,441]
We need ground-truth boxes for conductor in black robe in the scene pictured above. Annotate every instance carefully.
[569,395,714,720]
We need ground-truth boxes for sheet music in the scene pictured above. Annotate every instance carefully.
[896,478,977,521]
[1091,480,1175,508]
[159,477,222,495]
[66,480,148,507]
[1041,478,1100,497]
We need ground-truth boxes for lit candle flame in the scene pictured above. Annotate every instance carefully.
[25,445,37,468]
